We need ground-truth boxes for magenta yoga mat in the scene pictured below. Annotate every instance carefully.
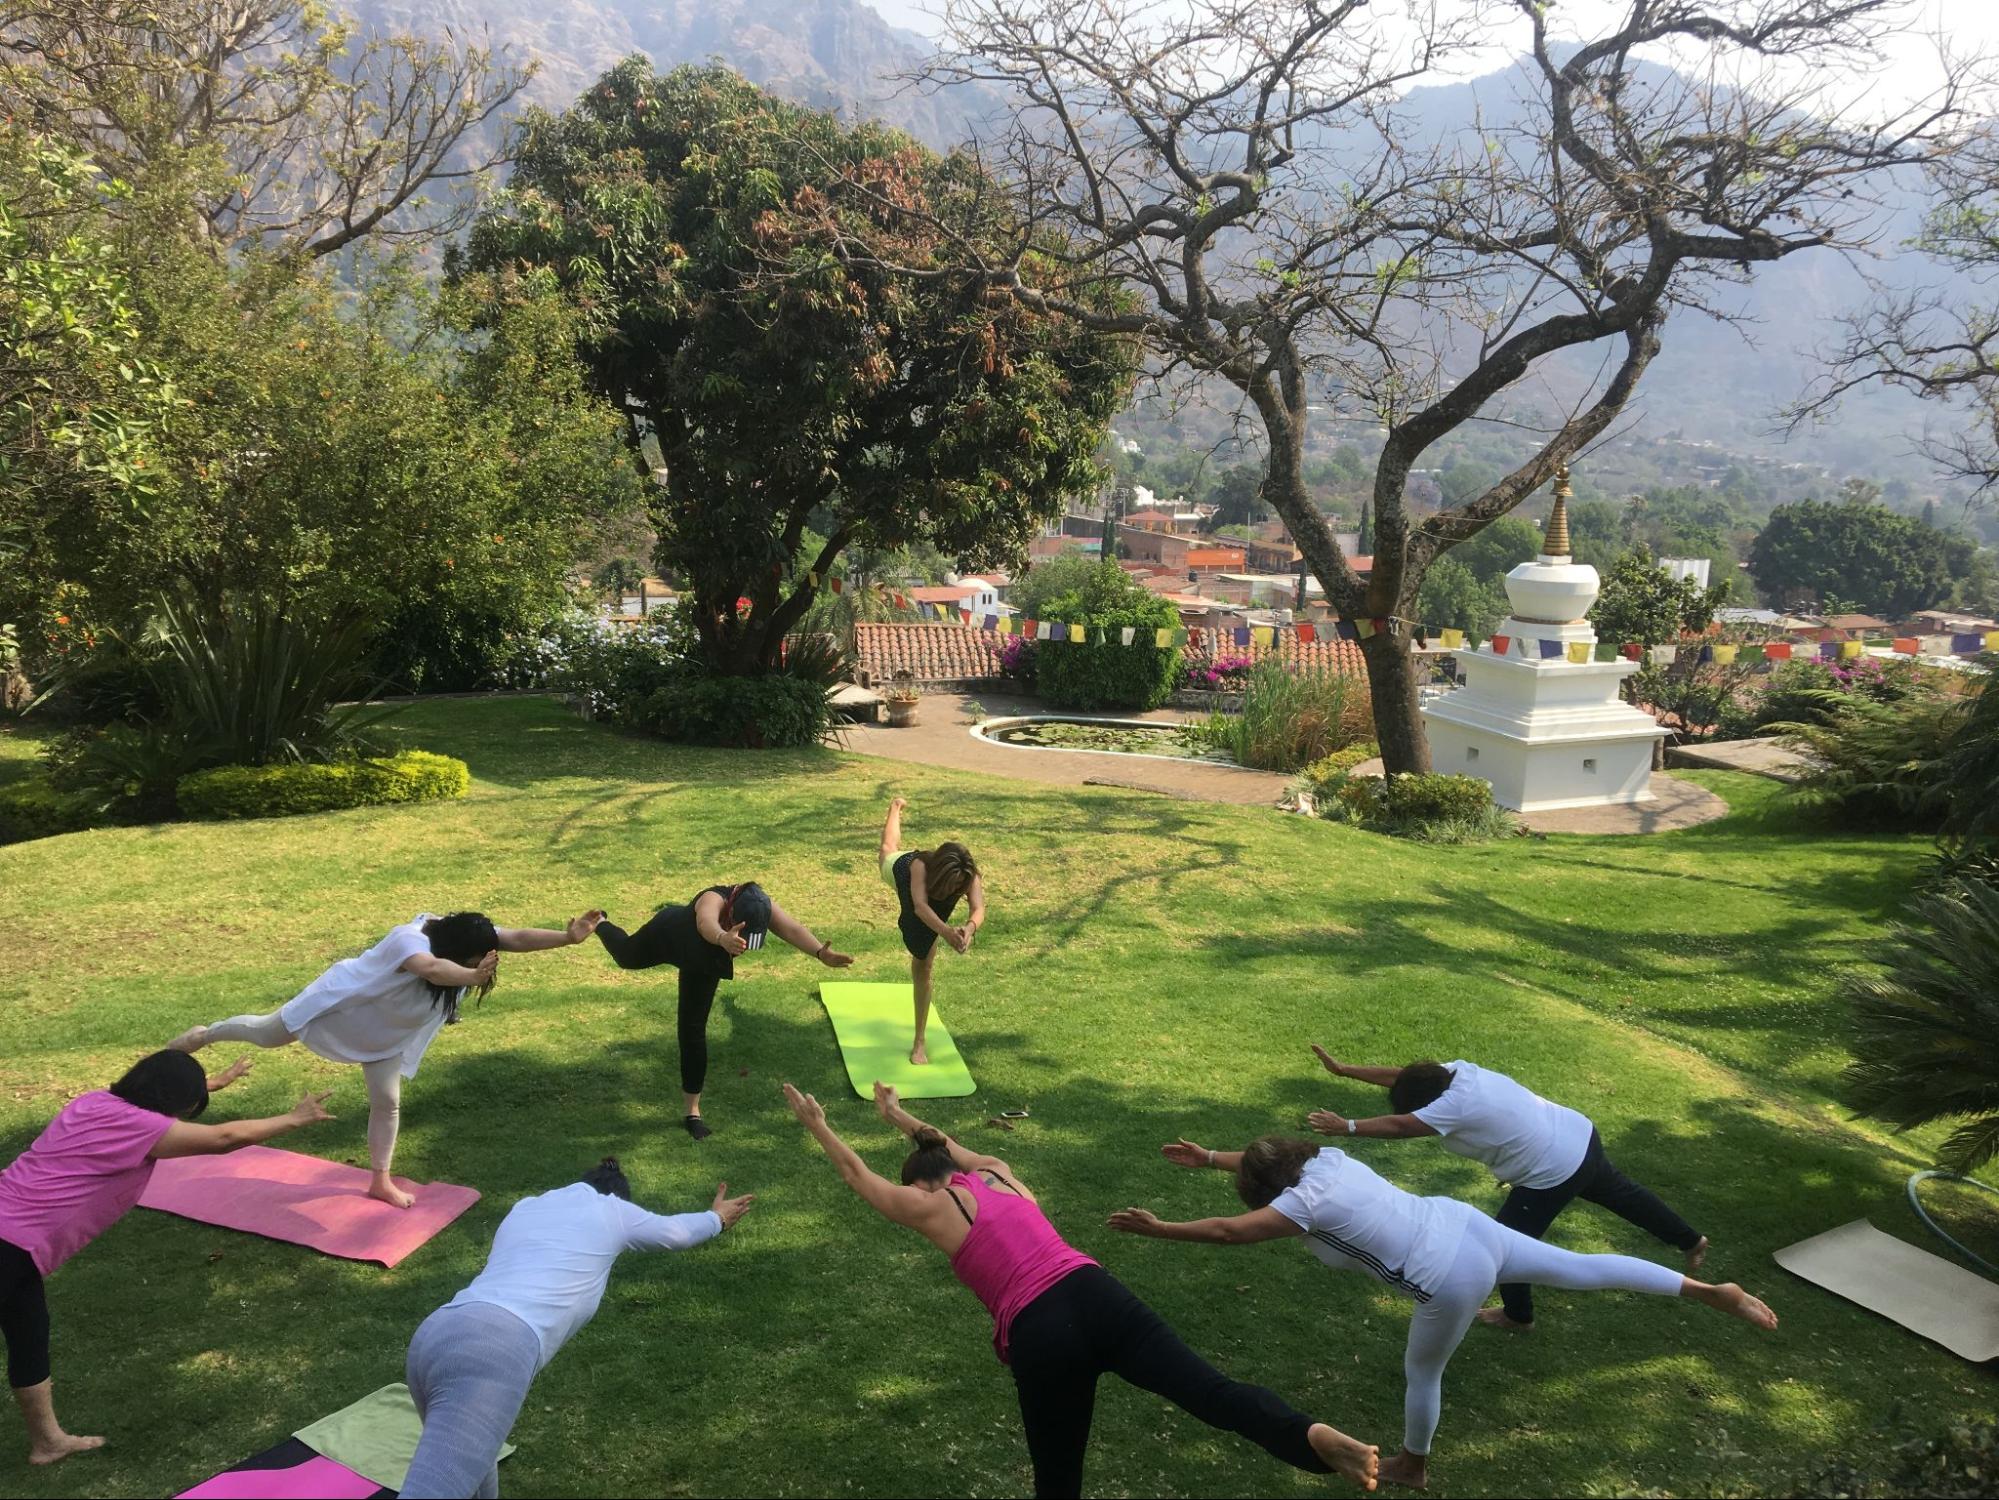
[139,1146,479,1267]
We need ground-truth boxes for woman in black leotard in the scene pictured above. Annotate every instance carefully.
[594,883,852,1138]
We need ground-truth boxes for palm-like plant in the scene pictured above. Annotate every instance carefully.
[1843,879,1999,1173]
[1771,689,1969,829]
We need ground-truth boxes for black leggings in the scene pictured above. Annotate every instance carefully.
[1005,1265,1327,1499]
[1495,1127,1701,1324]
[596,919,724,1096]
[1,1237,51,1389]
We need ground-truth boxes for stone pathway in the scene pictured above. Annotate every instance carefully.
[837,692,1293,806]
[1665,737,1811,782]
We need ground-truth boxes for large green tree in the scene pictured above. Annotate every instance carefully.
[1749,499,1975,616]
[463,61,1134,675]
[1590,547,1730,647]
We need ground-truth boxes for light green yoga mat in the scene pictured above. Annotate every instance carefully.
[295,1382,514,1491]
[818,982,978,1099]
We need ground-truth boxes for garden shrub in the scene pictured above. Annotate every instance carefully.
[1033,562,1181,711]
[1772,689,1970,830]
[1323,771,1514,843]
[177,751,470,821]
[0,779,94,844]
[1300,742,1379,801]
[623,672,834,749]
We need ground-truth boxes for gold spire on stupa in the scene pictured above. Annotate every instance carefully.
[1544,463,1573,558]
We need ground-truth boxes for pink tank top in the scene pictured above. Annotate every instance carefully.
[946,1171,1097,1362]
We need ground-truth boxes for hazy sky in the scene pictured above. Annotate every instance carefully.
[868,0,1993,113]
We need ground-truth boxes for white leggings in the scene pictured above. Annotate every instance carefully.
[1401,1212,1685,1455]
[205,1012,404,1172]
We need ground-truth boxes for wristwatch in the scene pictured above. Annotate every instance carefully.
[1347,1118,1358,1135]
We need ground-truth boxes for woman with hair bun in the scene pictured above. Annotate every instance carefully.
[783,1080,1380,1499]
[593,882,852,1139]
[878,798,985,1065]
[0,1051,333,1464]
[400,1156,753,1500]
[1111,1135,1778,1492]
[170,910,604,1207]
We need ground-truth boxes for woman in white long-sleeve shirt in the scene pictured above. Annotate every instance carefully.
[400,1158,753,1500]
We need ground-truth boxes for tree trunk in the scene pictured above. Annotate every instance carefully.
[1359,631,1430,775]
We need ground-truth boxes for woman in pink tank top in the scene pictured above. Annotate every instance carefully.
[784,1081,1380,1499]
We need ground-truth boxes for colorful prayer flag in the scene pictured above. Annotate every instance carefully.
[1566,641,1591,663]
[1491,634,1511,656]
[807,570,820,588]
[1622,643,1642,661]
[829,576,843,595]
[996,617,1014,635]
[1372,617,1390,637]
[1765,641,1792,660]
[1538,639,1563,659]
[1952,632,1984,654]
[982,614,999,631]
[1355,618,1377,640]
[1712,644,1738,665]
[1170,629,1189,647]
[1233,626,1252,647]
[1840,640,1865,659]
[1893,637,1920,655]
[1120,626,1136,646]
[1068,623,1086,644]
[1022,618,1038,638]
[1336,620,1359,640]
[1252,626,1275,649]
[1986,631,1999,651]
[1650,645,1678,666]
[1297,622,1318,644]
[1740,644,1764,664]
[1440,628,1464,649]
[1155,627,1172,648]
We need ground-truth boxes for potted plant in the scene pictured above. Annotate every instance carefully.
[886,669,922,727]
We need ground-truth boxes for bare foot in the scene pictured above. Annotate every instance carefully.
[1308,1422,1379,1490]
[167,1025,209,1053]
[910,1041,930,1066]
[1698,1281,1777,1330]
[1475,1306,1533,1333]
[367,1174,416,1210]
[1378,1449,1428,1490]
[1686,1235,1710,1273]
[29,1432,105,1465]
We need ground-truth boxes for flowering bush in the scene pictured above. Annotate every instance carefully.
[498,607,696,718]
[996,632,1037,685]
[1182,653,1254,692]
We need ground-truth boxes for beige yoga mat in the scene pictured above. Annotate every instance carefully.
[1773,1219,1999,1361]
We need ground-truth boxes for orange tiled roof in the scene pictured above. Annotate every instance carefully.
[854,621,1367,684]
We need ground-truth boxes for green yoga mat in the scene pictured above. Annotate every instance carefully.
[818,982,978,1099]
[294,1382,514,1491]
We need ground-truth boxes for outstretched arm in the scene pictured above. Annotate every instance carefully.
[783,1084,942,1229]
[1307,1110,1438,1139]
[1161,1138,1245,1174]
[151,1091,335,1159]
[495,912,605,952]
[769,902,853,967]
[1313,1045,1403,1089]
[873,1082,1020,1189]
[405,950,497,988]
[1108,1205,1302,1245]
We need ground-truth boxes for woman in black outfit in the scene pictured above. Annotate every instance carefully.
[594,882,851,1138]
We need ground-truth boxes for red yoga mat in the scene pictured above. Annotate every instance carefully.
[139,1146,479,1267]
[179,1452,382,1499]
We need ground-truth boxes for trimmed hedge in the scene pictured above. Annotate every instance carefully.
[176,751,470,821]
[1300,742,1379,801]
[0,780,95,844]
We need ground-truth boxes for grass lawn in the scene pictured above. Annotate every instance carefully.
[1,695,1993,1498]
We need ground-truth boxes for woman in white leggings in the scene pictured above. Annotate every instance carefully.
[1110,1136,1777,1491]
[170,910,602,1208]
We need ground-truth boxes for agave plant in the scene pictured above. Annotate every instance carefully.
[1843,878,1999,1174]
[144,593,397,766]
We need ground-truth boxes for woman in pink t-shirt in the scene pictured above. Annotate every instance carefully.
[783,1081,1380,1499]
[0,1050,333,1467]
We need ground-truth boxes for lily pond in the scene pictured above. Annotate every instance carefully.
[978,716,1238,763]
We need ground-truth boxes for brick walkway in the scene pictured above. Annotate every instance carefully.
[837,692,1293,806]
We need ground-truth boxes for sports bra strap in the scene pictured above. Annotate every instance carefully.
[981,1168,1021,1195]
[944,1187,974,1226]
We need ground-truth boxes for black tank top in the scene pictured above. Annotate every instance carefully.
[655,886,737,979]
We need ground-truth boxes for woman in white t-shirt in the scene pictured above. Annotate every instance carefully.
[1110,1135,1776,1493]
[168,909,603,1208]
[1305,1047,1707,1331]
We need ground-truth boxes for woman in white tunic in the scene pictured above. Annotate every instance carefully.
[1109,1136,1777,1492]
[169,910,602,1208]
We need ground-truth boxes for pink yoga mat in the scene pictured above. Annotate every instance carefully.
[139,1146,479,1267]
[178,1454,379,1499]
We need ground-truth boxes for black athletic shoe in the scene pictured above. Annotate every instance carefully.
[683,1114,713,1141]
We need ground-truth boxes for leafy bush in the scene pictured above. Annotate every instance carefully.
[996,633,1037,685]
[1182,653,1254,692]
[1188,660,1373,770]
[1323,771,1516,843]
[1772,689,1970,829]
[777,632,852,691]
[623,672,835,749]
[177,751,470,821]
[1300,741,1379,801]
[41,721,205,823]
[1842,878,1999,1173]
[0,778,93,844]
[1033,562,1182,711]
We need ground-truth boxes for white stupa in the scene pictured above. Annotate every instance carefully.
[1421,467,1666,811]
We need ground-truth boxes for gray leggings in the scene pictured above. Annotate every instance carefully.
[403,1300,540,1499]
